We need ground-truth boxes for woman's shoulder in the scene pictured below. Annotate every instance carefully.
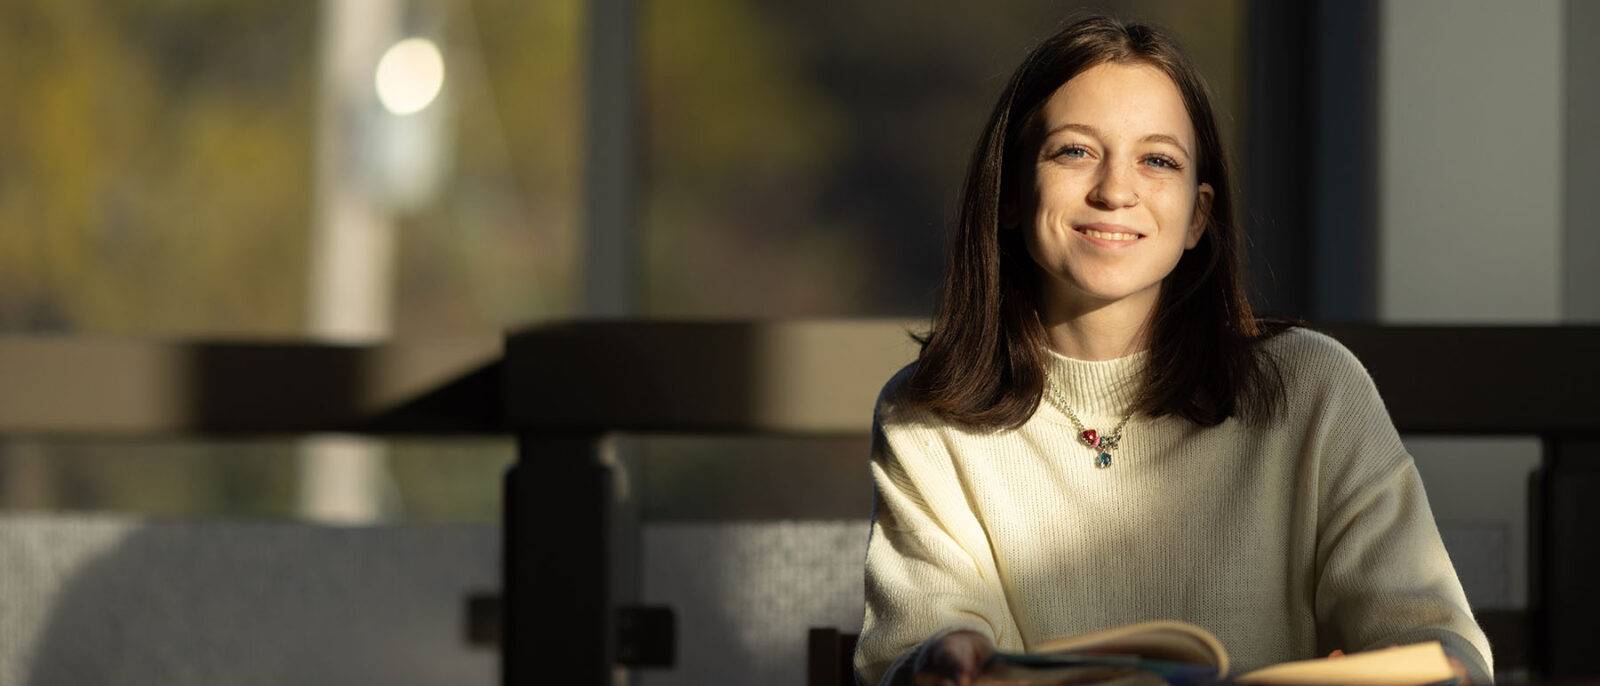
[872,362,981,435]
[1262,326,1357,363]
[874,362,927,424]
[1259,326,1383,402]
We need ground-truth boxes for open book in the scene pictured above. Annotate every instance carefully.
[983,620,1458,685]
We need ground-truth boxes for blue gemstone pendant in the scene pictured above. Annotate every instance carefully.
[1095,452,1112,469]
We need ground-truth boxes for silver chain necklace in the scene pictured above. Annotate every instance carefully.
[1044,375,1134,469]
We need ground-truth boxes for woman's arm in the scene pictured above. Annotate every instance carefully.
[855,383,1017,686]
[1314,458,1491,684]
[1305,341,1494,685]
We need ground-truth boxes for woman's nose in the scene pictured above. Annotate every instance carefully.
[1088,165,1139,209]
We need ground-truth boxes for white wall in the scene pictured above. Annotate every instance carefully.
[1379,0,1564,323]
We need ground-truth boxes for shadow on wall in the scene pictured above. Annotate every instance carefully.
[3,516,495,686]
[637,520,869,686]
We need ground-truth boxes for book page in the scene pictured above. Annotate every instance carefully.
[1030,620,1229,673]
[1235,642,1454,686]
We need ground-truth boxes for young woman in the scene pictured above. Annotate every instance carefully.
[855,15,1491,686]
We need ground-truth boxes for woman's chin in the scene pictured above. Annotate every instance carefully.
[1045,280,1162,314]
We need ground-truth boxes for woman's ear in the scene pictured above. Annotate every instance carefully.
[1186,182,1214,249]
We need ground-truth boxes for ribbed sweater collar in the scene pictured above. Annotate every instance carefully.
[1041,347,1146,417]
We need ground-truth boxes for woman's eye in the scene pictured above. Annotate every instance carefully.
[1054,145,1090,159]
[1143,155,1182,170]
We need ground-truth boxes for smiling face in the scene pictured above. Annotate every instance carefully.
[1019,61,1214,323]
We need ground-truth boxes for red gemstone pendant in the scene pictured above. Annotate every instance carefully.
[1081,429,1097,445]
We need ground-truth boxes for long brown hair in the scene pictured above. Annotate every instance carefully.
[907,15,1288,429]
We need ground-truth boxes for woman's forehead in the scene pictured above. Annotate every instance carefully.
[1038,62,1195,147]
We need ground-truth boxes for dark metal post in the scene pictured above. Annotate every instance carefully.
[503,434,613,685]
[1244,0,1313,317]
[1309,0,1381,321]
[1533,435,1600,678]
[583,0,638,317]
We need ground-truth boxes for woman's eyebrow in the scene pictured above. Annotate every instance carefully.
[1140,133,1192,157]
[1043,122,1103,140]
[1043,123,1193,158]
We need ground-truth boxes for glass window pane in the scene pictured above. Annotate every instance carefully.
[0,0,578,522]
[639,0,1245,317]
[0,0,582,336]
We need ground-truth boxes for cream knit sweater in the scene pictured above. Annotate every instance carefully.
[855,328,1492,685]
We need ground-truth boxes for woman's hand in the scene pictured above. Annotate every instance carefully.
[1445,656,1471,686]
[910,630,1029,686]
[911,630,990,686]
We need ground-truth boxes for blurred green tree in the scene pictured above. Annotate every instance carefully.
[0,1,314,335]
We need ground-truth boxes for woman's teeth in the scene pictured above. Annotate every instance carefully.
[1082,229,1138,241]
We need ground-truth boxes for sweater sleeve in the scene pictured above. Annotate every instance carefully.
[1305,338,1494,684]
[853,373,1014,686]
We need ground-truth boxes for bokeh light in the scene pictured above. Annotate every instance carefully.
[375,38,445,116]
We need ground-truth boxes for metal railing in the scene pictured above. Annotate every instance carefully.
[4,322,1597,681]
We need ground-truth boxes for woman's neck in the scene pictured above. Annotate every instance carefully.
[1037,288,1158,361]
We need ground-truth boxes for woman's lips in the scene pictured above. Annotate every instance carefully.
[1073,223,1144,246]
